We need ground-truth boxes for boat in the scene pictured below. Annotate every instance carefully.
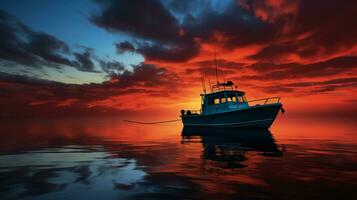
[181,80,284,129]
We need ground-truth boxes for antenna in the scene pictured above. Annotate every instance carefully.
[201,77,206,94]
[214,50,219,84]
[208,79,212,92]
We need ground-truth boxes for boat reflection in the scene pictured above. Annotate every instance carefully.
[181,127,284,170]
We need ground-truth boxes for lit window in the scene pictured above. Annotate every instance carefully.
[239,96,246,102]
[214,99,220,104]
[221,98,226,103]
[238,96,243,102]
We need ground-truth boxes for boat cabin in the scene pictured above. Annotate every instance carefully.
[201,81,249,115]
[202,90,248,115]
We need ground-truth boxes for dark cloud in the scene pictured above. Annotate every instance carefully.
[182,2,278,49]
[26,32,73,67]
[115,41,135,54]
[286,77,357,88]
[247,43,296,62]
[0,9,98,72]
[185,67,235,77]
[93,0,357,64]
[91,0,277,62]
[109,63,178,88]
[0,10,45,67]
[92,0,179,42]
[92,0,200,62]
[257,77,357,95]
[0,62,178,117]
[185,59,244,77]
[248,0,357,62]
[73,50,96,72]
[192,59,245,69]
[295,0,357,51]
[136,41,199,62]
[99,60,125,75]
[243,56,357,80]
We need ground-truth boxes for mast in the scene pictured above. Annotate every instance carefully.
[208,79,212,92]
[201,77,206,94]
[214,50,219,84]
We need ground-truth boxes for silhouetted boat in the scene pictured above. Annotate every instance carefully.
[181,81,284,129]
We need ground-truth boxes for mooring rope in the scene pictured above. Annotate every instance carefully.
[122,119,181,124]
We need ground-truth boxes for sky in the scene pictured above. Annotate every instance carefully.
[0,0,356,118]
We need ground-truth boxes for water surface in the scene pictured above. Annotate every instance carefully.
[0,117,356,199]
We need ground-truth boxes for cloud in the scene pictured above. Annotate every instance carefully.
[0,11,49,67]
[99,60,125,75]
[247,43,297,62]
[0,9,99,73]
[0,62,179,117]
[109,63,178,88]
[247,0,357,62]
[243,56,357,81]
[182,2,278,49]
[185,59,244,77]
[91,0,200,62]
[1,0,357,118]
[26,32,73,67]
[73,50,96,72]
[192,59,245,69]
[89,0,357,68]
[91,0,277,62]
[93,0,357,64]
[91,0,179,42]
[135,41,199,62]
[115,41,136,54]
[257,77,357,95]
[247,0,299,22]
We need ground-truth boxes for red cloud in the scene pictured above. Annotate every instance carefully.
[1,0,357,118]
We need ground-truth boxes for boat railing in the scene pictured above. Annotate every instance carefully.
[211,81,236,92]
[211,84,234,92]
[247,97,281,106]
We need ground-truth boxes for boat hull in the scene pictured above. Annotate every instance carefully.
[181,103,282,129]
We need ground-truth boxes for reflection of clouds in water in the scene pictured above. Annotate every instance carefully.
[0,146,146,199]
[0,118,356,199]
[0,146,105,171]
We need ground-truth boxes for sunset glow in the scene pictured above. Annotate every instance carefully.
[0,0,356,119]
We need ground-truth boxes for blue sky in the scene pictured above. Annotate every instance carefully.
[0,0,143,83]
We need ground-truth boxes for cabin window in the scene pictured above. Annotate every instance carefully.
[226,93,238,102]
[207,93,241,105]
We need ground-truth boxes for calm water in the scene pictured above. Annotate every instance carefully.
[0,117,356,200]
